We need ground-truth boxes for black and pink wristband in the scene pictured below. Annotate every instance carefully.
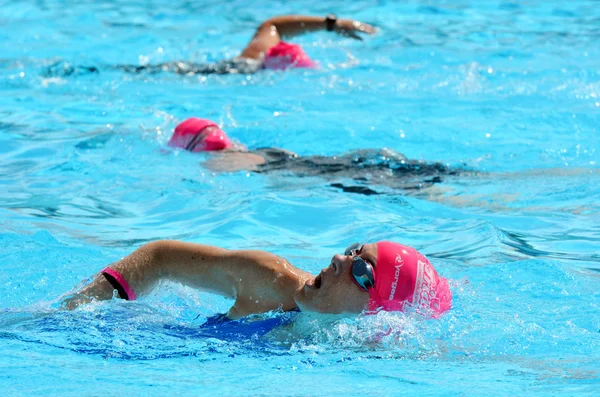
[101,267,137,301]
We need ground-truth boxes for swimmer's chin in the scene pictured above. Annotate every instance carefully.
[293,274,325,313]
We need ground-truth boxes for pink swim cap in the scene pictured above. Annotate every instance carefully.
[263,41,317,70]
[168,118,233,152]
[369,242,452,317]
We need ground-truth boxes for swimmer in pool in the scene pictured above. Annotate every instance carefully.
[62,241,452,320]
[167,117,465,194]
[47,14,376,76]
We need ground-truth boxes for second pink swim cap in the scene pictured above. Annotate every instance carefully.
[168,118,233,152]
[263,41,317,70]
[369,242,452,317]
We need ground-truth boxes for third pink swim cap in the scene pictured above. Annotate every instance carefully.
[168,118,233,152]
[263,41,317,70]
[369,242,452,317]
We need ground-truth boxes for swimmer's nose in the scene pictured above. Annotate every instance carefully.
[331,254,350,275]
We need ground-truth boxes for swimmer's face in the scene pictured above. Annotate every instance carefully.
[294,243,376,314]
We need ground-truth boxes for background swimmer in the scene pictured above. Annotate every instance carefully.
[46,14,376,76]
[167,117,599,207]
[62,241,451,319]
[168,117,466,194]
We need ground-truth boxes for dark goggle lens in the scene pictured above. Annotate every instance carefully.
[344,242,363,256]
[352,256,375,291]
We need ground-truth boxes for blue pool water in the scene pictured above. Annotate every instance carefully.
[1,0,599,395]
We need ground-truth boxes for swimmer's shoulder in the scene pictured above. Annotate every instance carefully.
[251,147,299,172]
[252,147,297,159]
[226,249,300,283]
[224,250,306,316]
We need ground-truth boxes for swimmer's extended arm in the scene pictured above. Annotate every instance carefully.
[62,240,308,318]
[240,15,376,60]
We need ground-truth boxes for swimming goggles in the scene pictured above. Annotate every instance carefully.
[185,125,214,151]
[345,243,375,291]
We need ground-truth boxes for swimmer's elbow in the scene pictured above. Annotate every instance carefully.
[261,16,288,29]
[259,19,275,31]
[262,15,298,29]
[260,17,293,38]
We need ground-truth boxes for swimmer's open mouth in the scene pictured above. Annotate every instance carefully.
[313,273,322,289]
[305,271,324,290]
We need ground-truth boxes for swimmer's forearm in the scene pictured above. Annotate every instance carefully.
[264,15,330,38]
[97,241,232,297]
[241,15,338,59]
[63,241,237,309]
[62,242,166,308]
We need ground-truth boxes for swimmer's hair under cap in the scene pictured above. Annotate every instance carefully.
[369,241,452,317]
[263,41,317,70]
[168,118,233,152]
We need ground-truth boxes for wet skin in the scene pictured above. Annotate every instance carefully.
[62,241,379,318]
[294,243,376,313]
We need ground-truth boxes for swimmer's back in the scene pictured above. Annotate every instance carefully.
[117,58,263,75]
[194,309,299,341]
[254,148,456,177]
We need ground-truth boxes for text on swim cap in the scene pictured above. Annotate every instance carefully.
[412,260,438,309]
[388,253,405,300]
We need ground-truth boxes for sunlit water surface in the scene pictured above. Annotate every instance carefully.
[1,0,599,395]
